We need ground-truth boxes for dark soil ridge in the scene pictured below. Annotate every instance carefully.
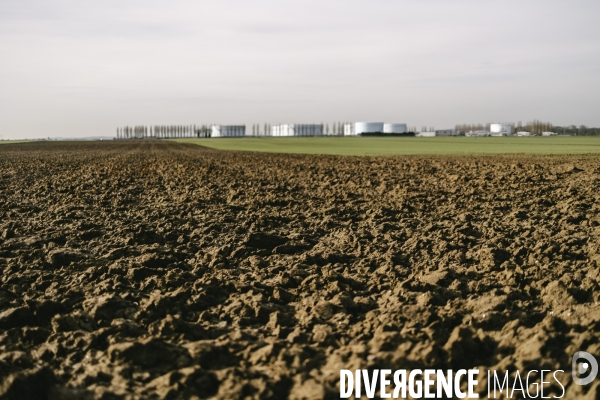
[0,141,599,399]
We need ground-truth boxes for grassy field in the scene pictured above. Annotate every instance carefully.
[174,136,600,156]
[0,141,31,145]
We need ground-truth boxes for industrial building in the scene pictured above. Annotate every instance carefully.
[383,123,408,134]
[211,125,245,137]
[465,130,491,137]
[344,122,409,136]
[417,129,455,137]
[343,124,355,136]
[271,124,323,137]
[435,129,454,136]
[353,122,384,135]
[490,124,513,136]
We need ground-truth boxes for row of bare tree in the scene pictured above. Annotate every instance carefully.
[454,120,555,134]
[552,125,600,136]
[116,125,213,139]
[116,122,600,138]
[250,122,353,136]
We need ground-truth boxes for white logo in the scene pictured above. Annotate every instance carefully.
[572,351,598,385]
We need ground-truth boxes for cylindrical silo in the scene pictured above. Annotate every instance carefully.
[490,124,512,135]
[383,123,407,134]
[343,124,355,136]
[354,122,384,135]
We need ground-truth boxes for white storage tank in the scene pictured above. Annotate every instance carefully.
[271,124,323,136]
[490,124,512,135]
[343,124,355,136]
[295,124,323,136]
[354,122,384,135]
[383,123,407,134]
[211,125,245,137]
[271,124,292,136]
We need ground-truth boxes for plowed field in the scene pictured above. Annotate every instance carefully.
[0,141,599,399]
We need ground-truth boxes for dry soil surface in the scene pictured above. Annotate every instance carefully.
[0,141,599,399]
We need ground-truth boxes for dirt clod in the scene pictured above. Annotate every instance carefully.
[1,141,599,399]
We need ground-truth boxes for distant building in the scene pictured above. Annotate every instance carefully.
[435,129,454,136]
[343,122,410,135]
[383,123,408,134]
[211,125,245,137]
[271,124,293,137]
[465,131,491,137]
[354,122,384,135]
[417,129,455,137]
[490,124,513,136]
[542,132,557,136]
[271,124,323,136]
[343,124,355,136]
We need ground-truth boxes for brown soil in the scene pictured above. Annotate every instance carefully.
[0,141,599,399]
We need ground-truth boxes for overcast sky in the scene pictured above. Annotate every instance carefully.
[1,0,599,139]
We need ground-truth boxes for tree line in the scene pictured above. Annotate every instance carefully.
[117,121,600,138]
[251,122,352,136]
[116,125,212,139]
[454,120,600,135]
